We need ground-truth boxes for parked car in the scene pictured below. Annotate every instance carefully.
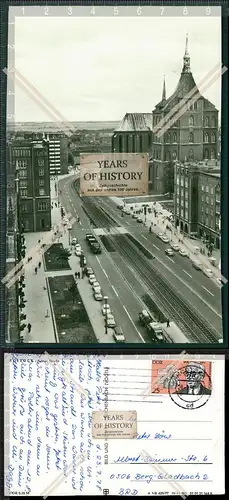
[137,217,143,223]
[132,213,138,219]
[146,322,165,343]
[85,233,94,241]
[92,282,101,292]
[203,268,213,278]
[124,209,131,215]
[165,248,174,257]
[170,243,180,251]
[89,274,97,284]
[93,291,103,301]
[113,326,126,343]
[105,314,116,328]
[117,204,124,210]
[216,277,223,286]
[192,260,202,270]
[179,249,188,257]
[157,233,164,239]
[71,237,78,246]
[85,267,94,277]
[161,236,169,243]
[139,310,152,326]
[102,304,111,316]
[90,242,101,254]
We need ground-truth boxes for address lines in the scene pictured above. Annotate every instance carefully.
[9,5,221,18]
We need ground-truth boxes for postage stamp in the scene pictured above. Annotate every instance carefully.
[151,360,212,409]
[92,410,137,439]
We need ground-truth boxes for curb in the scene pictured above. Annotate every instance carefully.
[45,276,59,343]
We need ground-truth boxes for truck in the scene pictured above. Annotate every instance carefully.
[146,322,166,343]
[90,240,101,254]
[138,310,153,326]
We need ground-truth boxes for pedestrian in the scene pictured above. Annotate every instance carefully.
[78,271,81,279]
[38,261,41,269]
[27,323,32,333]
[38,239,41,244]
[34,267,38,274]
[166,319,170,328]
[74,272,78,280]
[149,226,151,233]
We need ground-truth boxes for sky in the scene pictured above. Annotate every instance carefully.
[10,8,222,122]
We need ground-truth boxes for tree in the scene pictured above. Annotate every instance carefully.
[56,248,71,267]
[163,161,175,197]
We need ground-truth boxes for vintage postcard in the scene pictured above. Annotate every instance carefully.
[4,353,225,496]
[2,3,227,347]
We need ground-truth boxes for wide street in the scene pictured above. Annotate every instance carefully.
[58,174,222,343]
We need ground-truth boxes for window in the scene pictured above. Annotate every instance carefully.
[201,195,204,202]
[206,217,209,226]
[185,210,188,219]
[210,209,213,216]
[204,117,209,127]
[188,149,194,160]
[155,166,159,179]
[211,133,216,143]
[204,133,209,143]
[201,206,204,213]
[210,187,214,195]
[185,179,188,188]
[206,186,209,193]
[176,196,179,206]
[206,196,209,203]
[19,189,27,198]
[189,116,194,127]
[185,191,188,199]
[39,189,45,196]
[38,202,48,211]
[166,133,170,143]
[211,149,216,159]
[201,185,204,191]
[206,207,209,214]
[19,169,27,178]
[194,101,198,110]
[19,180,27,188]
[173,133,177,143]
[176,176,179,185]
[148,133,151,148]
[212,117,216,128]
[189,132,194,143]
[180,177,184,187]
[177,186,180,194]
[181,209,184,218]
[181,188,184,198]
[185,201,188,208]
[211,198,214,206]
[39,179,44,186]
[201,215,204,223]
[173,150,177,160]
[21,203,28,212]
[39,168,44,176]
[38,159,45,166]
[176,206,179,216]
[165,150,171,161]
[204,149,209,159]
[156,150,159,160]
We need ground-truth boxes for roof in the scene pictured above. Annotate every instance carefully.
[154,71,201,113]
[114,113,152,132]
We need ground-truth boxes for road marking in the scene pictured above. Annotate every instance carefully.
[183,269,192,278]
[112,285,119,297]
[142,235,148,241]
[123,305,145,343]
[166,256,174,262]
[103,269,108,278]
[153,244,160,250]
[202,286,214,297]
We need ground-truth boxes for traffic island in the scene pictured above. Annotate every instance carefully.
[44,243,71,271]
[47,274,98,343]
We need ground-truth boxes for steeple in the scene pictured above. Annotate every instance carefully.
[162,76,166,100]
[182,33,191,73]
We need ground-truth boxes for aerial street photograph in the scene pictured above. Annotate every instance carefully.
[5,5,226,346]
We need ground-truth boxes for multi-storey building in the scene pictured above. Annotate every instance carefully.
[46,133,68,175]
[174,160,220,249]
[112,35,219,194]
[8,140,51,232]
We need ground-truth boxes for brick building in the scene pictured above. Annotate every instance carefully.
[174,160,220,249]
[8,140,51,232]
[112,35,219,195]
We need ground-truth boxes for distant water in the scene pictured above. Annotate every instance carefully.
[7,121,119,131]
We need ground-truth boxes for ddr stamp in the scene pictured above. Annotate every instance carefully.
[151,360,212,410]
[92,410,137,439]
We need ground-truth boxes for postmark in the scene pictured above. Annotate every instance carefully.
[151,360,212,409]
[92,410,137,439]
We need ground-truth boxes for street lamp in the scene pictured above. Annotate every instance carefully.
[104,295,108,335]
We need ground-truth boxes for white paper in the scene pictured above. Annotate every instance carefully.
[4,354,225,496]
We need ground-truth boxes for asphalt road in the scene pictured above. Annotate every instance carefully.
[59,175,222,341]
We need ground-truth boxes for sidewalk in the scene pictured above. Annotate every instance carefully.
[22,175,115,344]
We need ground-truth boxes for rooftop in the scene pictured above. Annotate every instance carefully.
[114,113,153,132]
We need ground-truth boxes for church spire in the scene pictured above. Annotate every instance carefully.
[162,76,166,100]
[182,33,191,73]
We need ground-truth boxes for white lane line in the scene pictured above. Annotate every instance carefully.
[202,286,214,297]
[166,256,174,262]
[142,235,148,241]
[123,305,145,343]
[112,285,119,297]
[183,269,192,278]
[103,269,108,278]
[153,244,160,250]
